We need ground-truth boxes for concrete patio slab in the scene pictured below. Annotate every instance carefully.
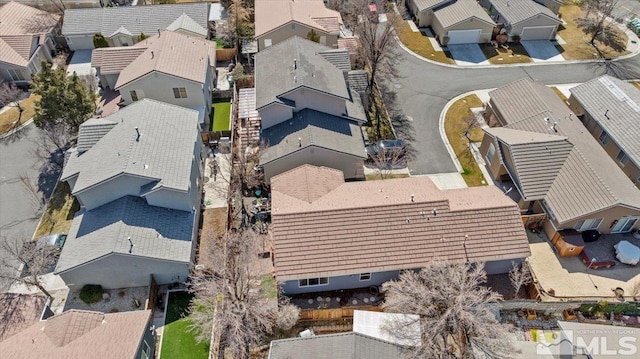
[521,40,565,62]
[66,50,96,78]
[425,172,467,189]
[447,44,489,66]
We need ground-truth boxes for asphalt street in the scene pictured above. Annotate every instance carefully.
[385,42,640,175]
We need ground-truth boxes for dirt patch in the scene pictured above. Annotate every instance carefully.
[197,207,227,269]
[63,286,148,313]
[480,43,532,64]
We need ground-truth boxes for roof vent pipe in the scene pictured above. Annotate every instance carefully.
[293,58,297,70]
[604,109,610,119]
[298,137,302,147]
[135,127,141,141]
[151,50,154,59]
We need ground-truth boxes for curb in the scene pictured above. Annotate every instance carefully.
[0,118,33,140]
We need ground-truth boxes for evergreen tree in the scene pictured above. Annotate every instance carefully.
[93,33,109,48]
[306,29,320,43]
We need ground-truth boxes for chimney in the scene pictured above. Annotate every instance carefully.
[293,58,297,70]
[135,127,141,141]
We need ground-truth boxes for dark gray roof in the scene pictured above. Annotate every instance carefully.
[261,108,366,164]
[318,48,351,72]
[347,70,369,94]
[62,3,209,36]
[488,0,560,25]
[77,118,117,153]
[268,332,406,359]
[569,76,640,168]
[55,196,194,273]
[61,99,200,194]
[255,36,350,109]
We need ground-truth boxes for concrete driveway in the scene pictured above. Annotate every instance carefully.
[521,40,565,62]
[447,44,489,66]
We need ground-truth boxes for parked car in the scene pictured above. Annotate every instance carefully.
[36,233,67,249]
[366,139,407,160]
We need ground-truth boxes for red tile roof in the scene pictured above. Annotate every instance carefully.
[271,165,531,280]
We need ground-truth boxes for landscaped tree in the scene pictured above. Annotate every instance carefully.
[31,62,96,134]
[0,236,59,299]
[0,83,24,122]
[92,33,109,48]
[226,0,252,52]
[509,261,533,299]
[138,32,149,42]
[188,229,299,358]
[577,0,626,53]
[306,29,321,43]
[382,261,514,359]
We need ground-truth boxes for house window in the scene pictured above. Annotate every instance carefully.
[130,90,139,102]
[298,277,329,287]
[8,69,26,82]
[141,341,151,359]
[173,87,188,99]
[359,273,371,281]
[575,218,602,231]
[598,131,610,145]
[616,150,629,166]
[486,143,496,164]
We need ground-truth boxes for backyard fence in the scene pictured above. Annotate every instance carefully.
[500,300,584,312]
[298,306,383,321]
[216,48,237,62]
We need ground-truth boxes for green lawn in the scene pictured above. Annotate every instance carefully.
[161,292,209,359]
[211,102,231,132]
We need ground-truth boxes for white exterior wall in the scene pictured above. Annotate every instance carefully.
[145,187,194,212]
[285,87,347,117]
[74,174,154,210]
[110,33,134,47]
[66,34,95,51]
[510,17,559,39]
[259,103,294,129]
[58,253,191,289]
[118,73,207,111]
[264,146,364,182]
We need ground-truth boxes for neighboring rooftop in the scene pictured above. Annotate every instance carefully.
[91,47,148,75]
[0,1,59,66]
[0,293,48,342]
[488,78,640,224]
[434,0,495,28]
[255,0,342,38]
[271,165,530,280]
[261,109,366,164]
[569,75,640,168]
[352,310,421,347]
[268,332,406,359]
[165,12,208,37]
[412,0,450,11]
[0,309,151,359]
[76,118,117,152]
[255,36,350,109]
[113,31,216,88]
[61,99,200,194]
[62,3,208,36]
[488,0,560,24]
[55,195,194,274]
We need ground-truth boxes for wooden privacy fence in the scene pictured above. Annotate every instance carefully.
[298,306,383,321]
[216,48,237,62]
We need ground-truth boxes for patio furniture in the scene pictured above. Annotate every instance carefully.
[614,240,640,265]
[579,251,615,269]
[581,230,601,243]
[553,229,585,257]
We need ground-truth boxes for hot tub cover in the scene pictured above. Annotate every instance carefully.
[614,240,640,265]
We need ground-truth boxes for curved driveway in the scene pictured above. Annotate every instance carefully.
[386,43,640,174]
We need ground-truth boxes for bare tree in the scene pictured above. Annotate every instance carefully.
[0,236,58,299]
[382,261,515,359]
[0,84,25,122]
[577,0,626,53]
[18,173,46,213]
[31,122,72,170]
[188,229,299,358]
[508,261,533,299]
[366,146,407,180]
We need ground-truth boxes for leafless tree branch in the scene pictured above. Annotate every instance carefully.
[0,236,58,299]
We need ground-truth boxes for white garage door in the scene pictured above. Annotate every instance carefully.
[520,26,555,40]
[447,29,481,45]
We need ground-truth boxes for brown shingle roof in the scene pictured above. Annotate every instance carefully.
[91,47,148,75]
[489,79,640,224]
[255,0,343,38]
[115,31,215,88]
[0,293,47,342]
[0,309,151,359]
[271,166,530,280]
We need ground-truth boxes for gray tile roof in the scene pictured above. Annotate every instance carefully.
[489,79,640,224]
[55,196,194,273]
[261,109,366,164]
[62,3,209,36]
[488,0,560,25]
[165,13,208,37]
[76,118,117,153]
[345,89,367,123]
[347,70,369,94]
[411,0,451,12]
[569,75,640,168]
[254,36,350,109]
[318,48,351,72]
[238,88,259,119]
[268,332,407,359]
[61,99,200,194]
[434,0,495,28]
[485,127,573,200]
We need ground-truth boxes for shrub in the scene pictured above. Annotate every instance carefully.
[79,284,103,304]
[93,33,109,48]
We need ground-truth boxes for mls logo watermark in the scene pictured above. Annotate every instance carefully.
[536,328,638,357]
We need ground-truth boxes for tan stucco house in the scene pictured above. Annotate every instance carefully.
[480,78,640,239]
[255,37,367,182]
[255,0,342,51]
[482,0,562,40]
[56,100,204,289]
[0,1,60,85]
[568,75,640,187]
[91,31,216,129]
[407,0,495,45]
